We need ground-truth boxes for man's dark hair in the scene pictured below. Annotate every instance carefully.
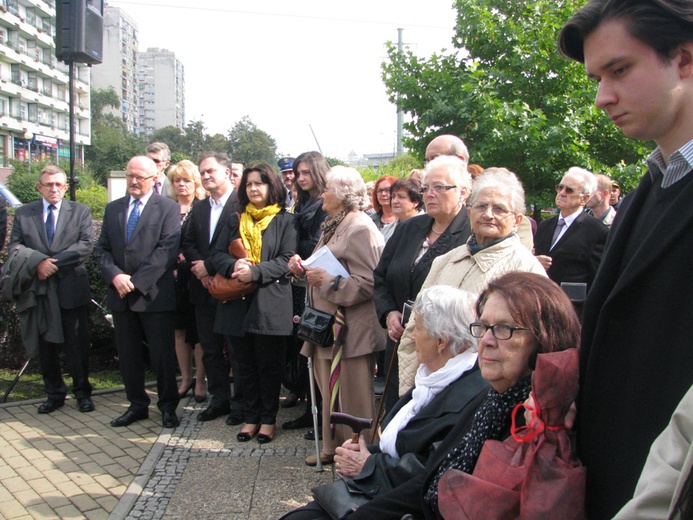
[238,163,288,209]
[293,151,330,210]
[198,151,232,169]
[559,0,693,63]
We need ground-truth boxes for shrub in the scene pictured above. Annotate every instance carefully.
[76,185,108,220]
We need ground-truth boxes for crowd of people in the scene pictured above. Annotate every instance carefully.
[2,0,693,517]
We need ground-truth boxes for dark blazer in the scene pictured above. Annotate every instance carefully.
[350,366,489,497]
[181,190,241,306]
[0,196,7,251]
[95,193,180,313]
[209,210,297,337]
[373,210,471,327]
[578,170,693,519]
[534,210,608,290]
[9,199,93,308]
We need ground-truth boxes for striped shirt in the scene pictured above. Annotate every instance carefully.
[647,137,693,188]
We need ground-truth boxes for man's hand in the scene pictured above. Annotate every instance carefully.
[334,436,370,477]
[535,254,553,271]
[36,258,59,281]
[112,273,135,299]
[190,259,209,279]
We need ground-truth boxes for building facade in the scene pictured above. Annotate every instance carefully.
[0,0,91,174]
[90,5,139,134]
[138,47,184,135]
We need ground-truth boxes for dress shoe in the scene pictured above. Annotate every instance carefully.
[282,413,314,430]
[305,452,334,466]
[197,405,231,422]
[77,397,95,413]
[257,424,276,444]
[281,392,301,408]
[305,429,323,441]
[194,392,207,403]
[38,399,64,414]
[178,378,195,398]
[237,424,260,442]
[162,411,180,428]
[226,412,244,426]
[111,410,148,427]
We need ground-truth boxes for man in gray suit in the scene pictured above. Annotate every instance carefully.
[146,142,172,198]
[9,165,94,414]
[95,156,181,428]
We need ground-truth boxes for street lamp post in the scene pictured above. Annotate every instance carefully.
[23,130,33,170]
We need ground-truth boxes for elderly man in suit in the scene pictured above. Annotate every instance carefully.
[534,167,608,292]
[146,142,172,198]
[95,156,181,428]
[8,165,94,414]
[182,152,242,424]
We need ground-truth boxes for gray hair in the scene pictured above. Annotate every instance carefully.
[327,166,368,211]
[468,167,526,215]
[146,142,171,161]
[423,155,473,191]
[564,166,598,196]
[413,285,478,356]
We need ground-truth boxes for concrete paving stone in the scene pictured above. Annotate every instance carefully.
[0,498,30,519]
[53,478,83,497]
[1,427,23,441]
[66,471,98,488]
[26,477,58,494]
[75,440,102,456]
[42,449,68,463]
[80,481,109,497]
[54,441,80,454]
[27,439,54,452]
[52,459,81,474]
[41,468,72,484]
[52,503,83,519]
[39,491,72,509]
[74,460,106,476]
[0,465,19,480]
[11,488,42,506]
[108,484,127,496]
[26,503,62,520]
[94,494,119,511]
[68,493,100,512]
[1,445,21,459]
[89,451,119,467]
[92,473,121,490]
[82,508,109,520]
[3,475,32,492]
[17,447,44,462]
[100,462,132,479]
[112,455,141,471]
[14,465,44,481]
[123,446,148,459]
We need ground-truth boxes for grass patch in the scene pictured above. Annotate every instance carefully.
[0,369,156,403]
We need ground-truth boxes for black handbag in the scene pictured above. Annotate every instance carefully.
[297,306,335,347]
[311,479,371,520]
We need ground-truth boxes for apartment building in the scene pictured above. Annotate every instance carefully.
[139,47,184,135]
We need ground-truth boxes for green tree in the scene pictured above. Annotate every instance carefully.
[228,116,278,166]
[359,153,420,182]
[382,0,652,214]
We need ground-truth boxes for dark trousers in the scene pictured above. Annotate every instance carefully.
[39,305,91,401]
[113,309,179,414]
[229,333,285,425]
[195,301,232,409]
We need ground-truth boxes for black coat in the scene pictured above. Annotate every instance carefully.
[209,210,297,336]
[373,210,471,327]
[534,210,608,290]
[578,170,693,519]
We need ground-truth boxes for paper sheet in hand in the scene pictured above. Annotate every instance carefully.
[303,246,350,278]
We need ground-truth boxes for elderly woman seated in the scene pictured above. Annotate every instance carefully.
[281,285,490,520]
[398,167,546,394]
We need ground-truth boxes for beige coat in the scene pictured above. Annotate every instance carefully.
[398,234,546,395]
[301,210,387,361]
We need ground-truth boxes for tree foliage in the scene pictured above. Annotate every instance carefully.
[228,116,278,167]
[382,0,652,211]
[360,153,420,182]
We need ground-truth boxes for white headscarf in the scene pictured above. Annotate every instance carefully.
[378,350,477,459]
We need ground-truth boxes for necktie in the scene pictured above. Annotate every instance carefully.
[46,204,56,245]
[155,182,162,195]
[126,200,141,243]
[550,217,566,250]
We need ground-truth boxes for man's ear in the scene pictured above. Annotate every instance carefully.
[677,42,693,79]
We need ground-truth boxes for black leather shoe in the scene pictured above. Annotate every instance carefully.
[197,405,231,422]
[77,397,95,413]
[162,411,180,428]
[304,429,323,441]
[226,412,244,426]
[282,413,314,430]
[281,392,301,408]
[111,410,148,427]
[38,399,64,414]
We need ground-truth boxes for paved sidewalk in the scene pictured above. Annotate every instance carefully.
[0,389,336,519]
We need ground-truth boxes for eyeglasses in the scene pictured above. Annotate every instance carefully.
[420,184,457,195]
[469,322,528,340]
[126,174,155,183]
[376,188,391,195]
[469,203,513,218]
[149,158,167,165]
[39,181,67,189]
[555,184,579,195]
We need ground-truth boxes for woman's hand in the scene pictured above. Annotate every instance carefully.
[232,259,254,283]
[287,254,306,277]
[386,311,405,342]
[523,394,577,429]
[334,436,370,477]
[305,267,326,287]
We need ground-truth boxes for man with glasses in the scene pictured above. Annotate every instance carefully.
[146,141,173,198]
[95,156,181,429]
[8,165,94,414]
[534,167,608,292]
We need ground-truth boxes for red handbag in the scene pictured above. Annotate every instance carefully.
[208,238,258,302]
[438,349,586,520]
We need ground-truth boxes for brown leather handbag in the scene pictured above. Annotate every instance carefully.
[208,238,258,302]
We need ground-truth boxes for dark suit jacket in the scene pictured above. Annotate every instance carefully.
[0,196,7,251]
[181,190,241,306]
[95,192,180,313]
[578,169,693,519]
[9,199,93,308]
[373,210,471,326]
[534,210,608,290]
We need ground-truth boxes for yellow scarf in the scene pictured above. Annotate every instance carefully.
[240,203,282,263]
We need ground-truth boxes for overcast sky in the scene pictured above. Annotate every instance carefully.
[107,0,458,161]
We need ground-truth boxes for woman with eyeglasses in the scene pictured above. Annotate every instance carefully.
[370,176,398,235]
[380,178,424,243]
[346,272,581,520]
[373,155,472,413]
[396,168,546,395]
